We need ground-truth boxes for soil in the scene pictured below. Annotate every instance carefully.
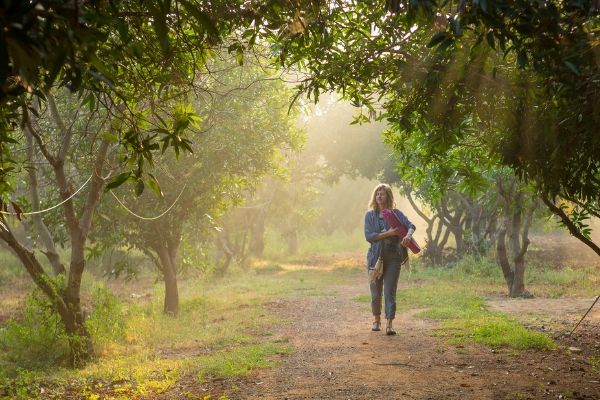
[3,233,600,400]
[230,272,600,400]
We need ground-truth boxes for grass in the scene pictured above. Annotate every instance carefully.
[354,257,562,352]
[0,257,361,400]
[196,343,290,383]
[1,246,597,398]
[263,227,367,260]
[524,265,599,298]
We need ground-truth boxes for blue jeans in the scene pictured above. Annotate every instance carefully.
[369,246,403,320]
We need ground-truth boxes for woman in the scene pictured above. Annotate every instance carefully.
[364,183,416,335]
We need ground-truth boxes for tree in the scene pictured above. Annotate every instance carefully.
[95,57,302,315]
[264,0,600,255]
[495,173,538,297]
[0,89,113,365]
[0,1,308,194]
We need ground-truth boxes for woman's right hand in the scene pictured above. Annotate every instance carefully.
[384,227,401,238]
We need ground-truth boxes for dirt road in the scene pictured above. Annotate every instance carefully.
[238,276,600,400]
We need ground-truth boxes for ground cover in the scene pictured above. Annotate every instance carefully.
[0,234,599,399]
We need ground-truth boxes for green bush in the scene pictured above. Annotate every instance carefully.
[449,256,500,279]
[0,292,70,370]
[86,284,127,347]
[0,368,40,400]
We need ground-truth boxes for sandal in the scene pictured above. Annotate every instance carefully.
[386,326,396,336]
[372,321,381,331]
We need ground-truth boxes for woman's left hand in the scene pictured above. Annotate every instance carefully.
[401,234,412,247]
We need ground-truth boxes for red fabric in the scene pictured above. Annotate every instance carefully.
[380,209,421,254]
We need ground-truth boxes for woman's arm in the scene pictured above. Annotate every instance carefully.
[365,211,400,243]
[394,209,416,244]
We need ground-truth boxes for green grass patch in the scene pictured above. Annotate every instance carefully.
[0,261,357,399]
[442,316,556,351]
[524,266,599,298]
[0,251,28,283]
[263,227,367,260]
[353,260,557,352]
[196,343,290,382]
[401,256,599,298]
[472,318,556,350]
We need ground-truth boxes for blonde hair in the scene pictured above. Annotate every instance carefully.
[368,183,395,212]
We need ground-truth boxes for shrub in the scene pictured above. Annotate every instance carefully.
[0,292,70,370]
[86,284,127,347]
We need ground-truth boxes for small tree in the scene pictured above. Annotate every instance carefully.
[0,91,111,365]
[96,58,303,315]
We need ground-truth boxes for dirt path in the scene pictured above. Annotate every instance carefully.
[237,275,600,400]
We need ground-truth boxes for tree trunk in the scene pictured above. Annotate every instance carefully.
[496,218,514,292]
[406,192,445,265]
[510,198,536,297]
[471,203,485,255]
[510,257,526,297]
[216,235,234,276]
[508,194,523,296]
[18,97,112,366]
[156,243,180,316]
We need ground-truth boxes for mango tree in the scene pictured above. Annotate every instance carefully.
[94,58,303,315]
[260,0,600,255]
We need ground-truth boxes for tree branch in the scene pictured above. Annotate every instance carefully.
[23,105,57,166]
[24,109,66,276]
[47,91,74,162]
[405,191,431,224]
[541,195,600,257]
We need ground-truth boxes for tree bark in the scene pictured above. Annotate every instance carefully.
[156,243,179,316]
[496,218,513,292]
[0,224,92,366]
[24,118,66,276]
[216,235,234,276]
[510,199,536,297]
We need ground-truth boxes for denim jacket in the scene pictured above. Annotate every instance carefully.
[364,209,416,270]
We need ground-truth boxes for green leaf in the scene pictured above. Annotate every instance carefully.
[437,37,454,52]
[135,179,145,196]
[179,0,219,38]
[105,172,132,191]
[146,174,164,198]
[564,61,580,76]
[102,133,119,143]
[150,5,170,54]
[450,17,462,36]
[236,46,244,66]
[427,32,449,48]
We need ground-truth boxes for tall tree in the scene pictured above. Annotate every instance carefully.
[95,57,302,315]
[262,0,600,255]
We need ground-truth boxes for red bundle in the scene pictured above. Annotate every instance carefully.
[380,209,421,254]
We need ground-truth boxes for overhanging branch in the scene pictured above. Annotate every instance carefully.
[541,194,600,257]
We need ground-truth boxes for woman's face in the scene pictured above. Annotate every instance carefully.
[375,189,388,208]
